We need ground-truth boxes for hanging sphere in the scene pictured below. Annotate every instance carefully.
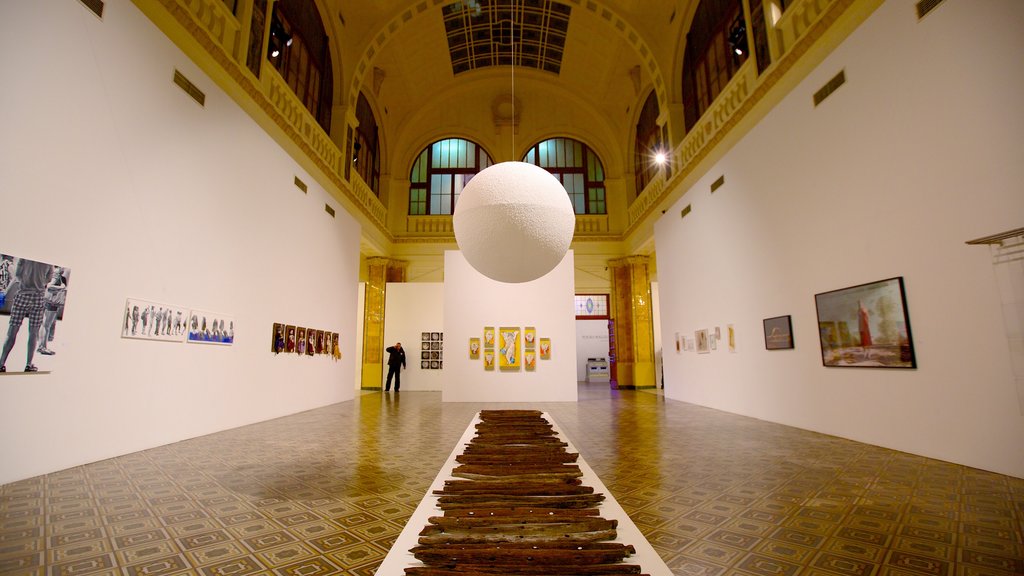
[453,161,575,283]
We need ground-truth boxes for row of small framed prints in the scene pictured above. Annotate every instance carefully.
[469,326,551,371]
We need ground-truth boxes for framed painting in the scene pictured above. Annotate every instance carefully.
[187,310,234,345]
[524,350,536,371]
[315,330,325,354]
[285,325,296,353]
[296,327,307,355]
[539,338,551,359]
[331,332,339,357]
[469,337,480,359]
[523,326,536,349]
[815,276,916,368]
[483,350,495,370]
[728,324,736,353]
[305,329,316,356]
[498,327,521,370]
[763,315,793,350]
[695,329,709,354]
[483,327,495,349]
[122,298,187,343]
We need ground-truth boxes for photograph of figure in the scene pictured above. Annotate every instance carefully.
[1,254,72,374]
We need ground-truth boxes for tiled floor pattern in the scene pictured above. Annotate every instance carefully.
[2,384,1022,576]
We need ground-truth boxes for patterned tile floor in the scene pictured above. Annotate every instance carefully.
[2,383,1022,576]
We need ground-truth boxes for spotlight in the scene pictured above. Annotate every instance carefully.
[728,16,747,57]
[654,152,667,165]
[268,18,292,59]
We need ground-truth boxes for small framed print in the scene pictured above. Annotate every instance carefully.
[483,350,495,370]
[421,332,430,341]
[763,315,794,350]
[539,338,551,359]
[524,327,536,349]
[524,351,536,371]
[469,337,481,359]
[431,332,440,341]
[272,323,285,353]
[421,360,429,369]
[696,329,710,354]
[430,360,439,369]
[296,327,307,355]
[285,325,296,353]
[306,329,316,356]
[483,327,495,349]
[421,351,429,360]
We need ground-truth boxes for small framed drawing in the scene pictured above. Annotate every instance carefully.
[695,329,710,354]
[469,337,480,359]
[814,276,916,368]
[483,327,495,349]
[483,350,495,370]
[272,323,285,353]
[524,351,536,370]
[296,327,307,355]
[763,315,794,350]
[539,338,551,359]
[523,327,536,349]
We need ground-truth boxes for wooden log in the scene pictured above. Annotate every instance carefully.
[434,485,593,497]
[439,507,601,519]
[423,517,617,532]
[456,453,579,465]
[417,528,620,546]
[411,542,636,564]
[436,494,605,510]
[452,464,581,476]
[405,566,646,576]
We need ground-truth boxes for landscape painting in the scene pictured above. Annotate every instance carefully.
[815,277,916,368]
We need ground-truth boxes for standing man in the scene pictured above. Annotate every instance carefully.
[384,342,406,392]
[0,259,54,373]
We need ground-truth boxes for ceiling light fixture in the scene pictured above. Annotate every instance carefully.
[453,0,575,283]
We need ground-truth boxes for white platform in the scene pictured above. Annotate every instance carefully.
[375,412,672,575]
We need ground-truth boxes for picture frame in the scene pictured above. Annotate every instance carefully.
[483,350,495,370]
[285,325,296,353]
[272,323,285,353]
[469,337,480,359]
[695,329,709,354]
[814,276,916,368]
[524,351,536,370]
[498,326,521,370]
[539,338,551,359]
[187,309,234,345]
[122,298,187,343]
[523,327,536,349]
[296,327,307,355]
[763,315,794,350]
[483,326,495,349]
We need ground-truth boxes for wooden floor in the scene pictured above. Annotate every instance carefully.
[2,383,1022,575]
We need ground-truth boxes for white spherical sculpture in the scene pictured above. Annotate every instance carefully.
[453,161,575,283]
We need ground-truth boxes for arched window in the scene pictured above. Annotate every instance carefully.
[354,93,380,195]
[267,0,333,131]
[682,0,748,132]
[408,139,493,215]
[522,138,605,215]
[634,92,661,196]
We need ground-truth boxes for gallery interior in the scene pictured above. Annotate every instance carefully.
[1,0,1023,574]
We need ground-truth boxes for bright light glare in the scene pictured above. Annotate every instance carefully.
[654,152,667,165]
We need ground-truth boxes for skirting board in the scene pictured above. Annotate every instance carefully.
[374,411,672,575]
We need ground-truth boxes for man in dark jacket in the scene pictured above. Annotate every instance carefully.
[384,342,406,392]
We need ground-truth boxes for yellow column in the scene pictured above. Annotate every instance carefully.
[608,256,655,389]
[361,257,407,389]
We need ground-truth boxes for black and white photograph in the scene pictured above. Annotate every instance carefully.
[187,309,235,345]
[1,254,71,374]
[122,298,188,343]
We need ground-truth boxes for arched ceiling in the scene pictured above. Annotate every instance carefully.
[326,0,691,172]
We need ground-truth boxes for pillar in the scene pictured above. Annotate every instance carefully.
[361,257,407,389]
[608,255,655,389]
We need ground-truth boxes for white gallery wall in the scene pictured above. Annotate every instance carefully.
[575,320,610,381]
[382,283,445,391]
[655,0,1024,478]
[443,251,577,402]
[0,0,361,484]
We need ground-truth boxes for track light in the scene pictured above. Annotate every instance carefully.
[728,16,747,57]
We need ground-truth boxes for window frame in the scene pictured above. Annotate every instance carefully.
[522,137,606,215]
